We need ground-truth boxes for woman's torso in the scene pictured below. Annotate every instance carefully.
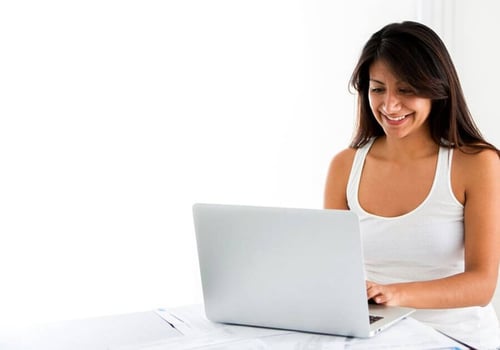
[345,137,499,348]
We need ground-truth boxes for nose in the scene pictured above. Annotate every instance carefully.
[383,91,402,114]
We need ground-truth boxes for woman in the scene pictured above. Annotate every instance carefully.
[324,21,499,348]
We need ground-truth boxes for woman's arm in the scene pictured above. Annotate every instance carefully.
[367,149,500,308]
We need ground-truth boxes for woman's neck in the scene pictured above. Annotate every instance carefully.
[373,134,439,162]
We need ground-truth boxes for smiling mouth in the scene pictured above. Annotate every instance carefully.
[383,113,410,121]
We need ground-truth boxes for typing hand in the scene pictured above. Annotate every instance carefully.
[366,280,401,306]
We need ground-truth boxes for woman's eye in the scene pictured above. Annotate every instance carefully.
[370,87,384,93]
[399,88,414,94]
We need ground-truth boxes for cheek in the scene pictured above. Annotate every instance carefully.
[416,100,432,117]
[368,95,381,115]
[367,94,375,109]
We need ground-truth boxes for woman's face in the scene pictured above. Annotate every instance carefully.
[368,60,432,140]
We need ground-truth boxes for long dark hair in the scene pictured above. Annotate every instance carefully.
[349,21,498,155]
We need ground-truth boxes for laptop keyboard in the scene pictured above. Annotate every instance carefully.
[369,315,384,324]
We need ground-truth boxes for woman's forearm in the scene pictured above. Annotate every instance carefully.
[368,271,498,309]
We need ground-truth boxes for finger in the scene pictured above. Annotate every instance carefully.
[367,286,382,300]
[366,280,376,294]
[374,295,388,304]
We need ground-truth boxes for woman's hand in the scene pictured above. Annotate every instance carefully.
[366,281,402,306]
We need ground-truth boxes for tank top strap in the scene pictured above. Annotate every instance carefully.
[429,145,457,204]
[346,138,375,211]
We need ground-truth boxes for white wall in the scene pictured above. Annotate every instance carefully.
[1,0,497,328]
[452,0,500,146]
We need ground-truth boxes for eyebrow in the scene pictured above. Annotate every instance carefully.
[369,79,385,85]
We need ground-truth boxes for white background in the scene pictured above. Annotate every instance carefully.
[0,0,498,327]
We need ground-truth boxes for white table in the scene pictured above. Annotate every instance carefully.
[0,304,467,350]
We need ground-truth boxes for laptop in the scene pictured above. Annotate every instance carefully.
[192,203,415,338]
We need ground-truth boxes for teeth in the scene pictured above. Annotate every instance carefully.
[386,114,407,121]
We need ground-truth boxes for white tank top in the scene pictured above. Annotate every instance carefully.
[346,138,499,348]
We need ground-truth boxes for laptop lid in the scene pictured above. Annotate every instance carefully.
[192,203,414,338]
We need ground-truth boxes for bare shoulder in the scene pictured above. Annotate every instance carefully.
[453,148,500,201]
[329,147,357,173]
[453,147,500,178]
[324,147,357,209]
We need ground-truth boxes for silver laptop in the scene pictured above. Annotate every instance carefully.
[192,203,415,338]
